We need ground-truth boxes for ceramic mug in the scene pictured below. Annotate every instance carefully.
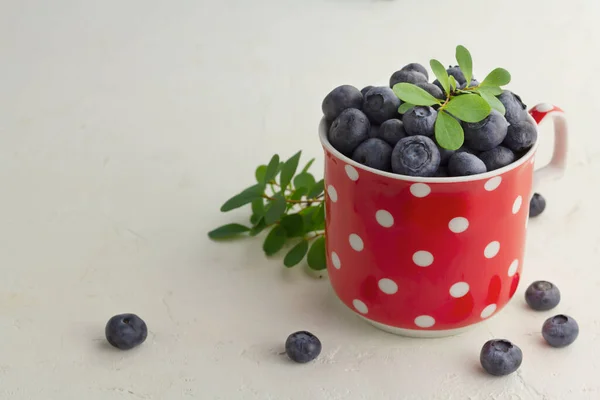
[319,104,568,338]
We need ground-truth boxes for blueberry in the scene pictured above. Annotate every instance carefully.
[503,121,537,153]
[105,313,148,350]
[368,124,380,139]
[415,82,445,100]
[459,79,480,89]
[285,331,322,363]
[321,85,363,121]
[479,146,516,171]
[529,193,546,218]
[432,79,446,94]
[403,106,437,137]
[376,119,406,146]
[497,91,528,125]
[542,315,579,348]
[401,63,429,80]
[455,145,480,156]
[525,280,561,311]
[391,135,441,177]
[448,152,487,176]
[437,144,455,166]
[352,138,393,171]
[361,85,375,97]
[328,108,370,156]
[447,65,466,85]
[434,166,449,177]
[480,339,523,376]
[389,69,428,88]
[463,109,509,151]
[362,87,401,124]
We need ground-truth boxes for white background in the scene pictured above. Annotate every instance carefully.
[1,0,599,399]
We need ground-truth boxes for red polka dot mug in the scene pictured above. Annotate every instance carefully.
[319,104,568,337]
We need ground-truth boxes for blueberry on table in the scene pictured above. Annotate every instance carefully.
[376,119,406,146]
[285,331,322,363]
[403,106,437,137]
[401,62,429,80]
[529,193,546,218]
[447,65,467,85]
[448,152,487,176]
[503,121,538,153]
[391,135,441,177]
[525,280,561,311]
[328,108,370,156]
[415,82,445,100]
[321,85,363,121]
[497,90,528,125]
[542,315,579,348]
[479,146,516,171]
[105,313,148,350]
[389,69,428,88]
[361,85,375,97]
[480,339,523,376]
[362,87,401,124]
[463,109,509,151]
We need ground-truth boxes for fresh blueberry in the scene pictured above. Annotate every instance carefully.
[448,152,487,176]
[432,79,446,95]
[529,193,546,218]
[434,166,449,177]
[415,82,445,100]
[285,331,322,363]
[459,79,480,89]
[403,106,437,137]
[105,313,148,350]
[455,145,480,156]
[391,135,441,177]
[542,315,579,348]
[328,108,370,156]
[376,119,406,146]
[503,121,538,153]
[352,138,393,171]
[389,69,428,88]
[362,87,401,124]
[479,146,516,171]
[480,339,523,376]
[447,65,466,85]
[401,63,429,80]
[368,124,380,139]
[321,85,363,121]
[525,280,561,311]
[497,91,528,125]
[361,85,375,97]
[463,109,509,151]
[437,144,455,166]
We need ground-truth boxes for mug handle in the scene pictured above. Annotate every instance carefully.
[528,103,568,191]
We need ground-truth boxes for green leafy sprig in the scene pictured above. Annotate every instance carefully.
[208,151,327,271]
[392,45,511,150]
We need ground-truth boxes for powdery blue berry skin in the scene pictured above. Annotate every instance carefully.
[328,108,370,156]
[361,85,375,97]
[463,109,509,152]
[321,85,363,121]
[105,313,148,350]
[363,87,401,124]
[459,79,480,89]
[503,121,538,153]
[479,146,516,171]
[401,63,429,80]
[285,331,322,363]
[352,138,393,172]
[391,135,441,177]
[403,106,437,137]
[497,90,528,125]
[529,193,546,218]
[415,82,444,100]
[448,152,487,177]
[389,69,428,88]
[376,119,406,146]
[542,315,579,348]
[437,144,455,166]
[525,280,561,311]
[480,339,523,376]
[447,65,466,85]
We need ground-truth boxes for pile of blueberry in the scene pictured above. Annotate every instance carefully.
[322,63,537,178]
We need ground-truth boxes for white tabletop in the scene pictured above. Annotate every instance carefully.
[1,1,598,399]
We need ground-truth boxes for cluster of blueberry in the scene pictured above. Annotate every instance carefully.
[322,63,537,177]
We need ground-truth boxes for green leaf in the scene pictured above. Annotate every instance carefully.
[398,102,415,114]
[307,179,324,199]
[478,86,503,96]
[264,193,287,225]
[307,236,327,270]
[293,172,316,191]
[263,225,286,256]
[251,198,265,218]
[290,187,308,201]
[313,203,325,230]
[283,240,309,267]
[443,94,491,123]
[392,83,441,106]
[250,214,260,225]
[301,158,315,173]
[255,165,267,183]
[264,154,280,184]
[220,184,265,212]
[430,59,450,95]
[249,218,266,236]
[280,214,304,237]
[435,111,464,151]
[455,45,473,87]
[480,68,511,88]
[449,75,458,91]
[479,90,506,115]
[208,223,250,239]
[279,151,302,189]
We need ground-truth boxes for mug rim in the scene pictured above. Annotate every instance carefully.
[318,114,538,183]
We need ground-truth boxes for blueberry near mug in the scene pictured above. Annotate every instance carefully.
[319,104,568,338]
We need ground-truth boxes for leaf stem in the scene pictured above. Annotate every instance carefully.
[262,194,323,205]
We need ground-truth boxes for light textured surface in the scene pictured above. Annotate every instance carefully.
[0,0,598,399]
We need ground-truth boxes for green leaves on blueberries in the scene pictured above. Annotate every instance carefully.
[444,94,491,123]
[478,90,506,115]
[392,83,441,107]
[430,59,450,94]
[398,102,415,114]
[455,45,473,87]
[435,111,464,151]
[480,68,511,88]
